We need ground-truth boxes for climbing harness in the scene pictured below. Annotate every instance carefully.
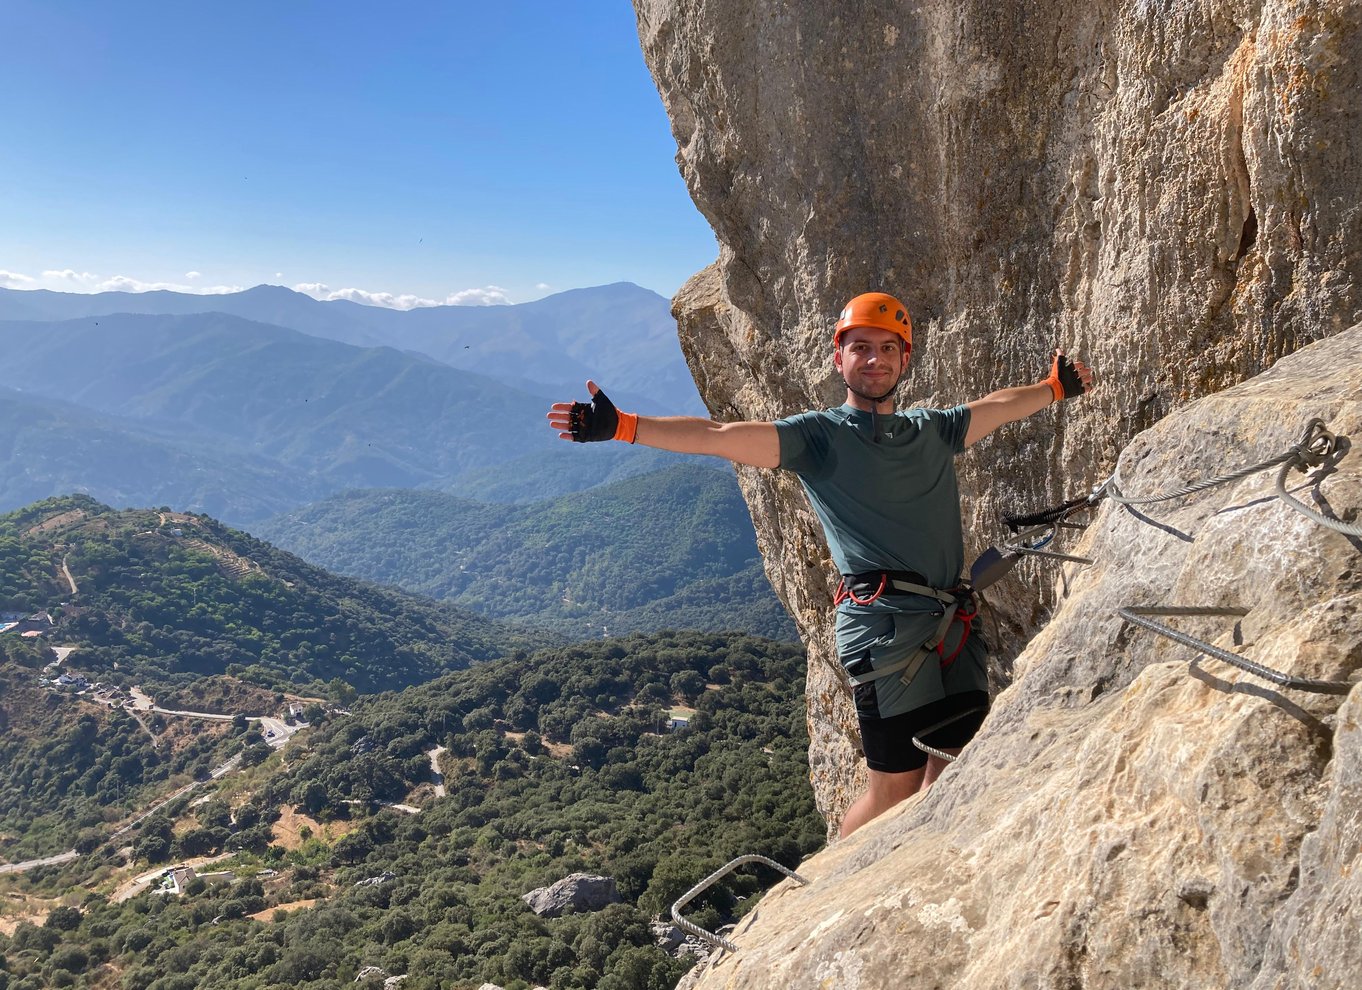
[671,854,809,953]
[1118,606,1354,695]
[833,572,979,687]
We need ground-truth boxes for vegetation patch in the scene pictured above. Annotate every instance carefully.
[0,630,824,989]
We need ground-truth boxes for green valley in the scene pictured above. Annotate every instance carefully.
[252,465,797,642]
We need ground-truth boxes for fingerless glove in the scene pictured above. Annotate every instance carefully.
[1043,352,1085,403]
[568,389,638,443]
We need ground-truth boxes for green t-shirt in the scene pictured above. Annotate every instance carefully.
[775,404,972,587]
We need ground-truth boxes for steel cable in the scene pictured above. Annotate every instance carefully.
[1099,419,1339,509]
[1274,459,1362,537]
[911,705,990,763]
[1101,448,1302,506]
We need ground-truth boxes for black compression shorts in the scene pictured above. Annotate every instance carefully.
[858,690,989,774]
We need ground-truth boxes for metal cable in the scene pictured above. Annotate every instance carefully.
[1275,459,1362,537]
[1119,606,1355,695]
[911,706,990,763]
[1100,419,1337,508]
[1102,448,1302,506]
[671,854,809,953]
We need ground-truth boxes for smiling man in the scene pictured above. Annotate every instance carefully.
[548,291,1094,837]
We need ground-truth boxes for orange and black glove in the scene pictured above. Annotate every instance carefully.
[1043,351,1085,403]
[568,388,638,443]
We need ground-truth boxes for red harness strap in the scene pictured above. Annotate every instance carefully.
[936,600,978,669]
[832,573,887,607]
[835,572,979,672]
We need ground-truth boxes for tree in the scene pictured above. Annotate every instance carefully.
[43,905,82,931]
[333,831,373,865]
[669,670,706,704]
[133,833,171,864]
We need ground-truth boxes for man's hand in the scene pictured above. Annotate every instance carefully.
[1043,351,1094,402]
[548,380,781,466]
[547,381,637,443]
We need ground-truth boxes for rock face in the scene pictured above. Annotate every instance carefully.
[672,326,1362,988]
[634,4,1361,984]
[521,873,621,918]
[633,0,1362,829]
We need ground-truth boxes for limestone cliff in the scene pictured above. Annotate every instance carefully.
[633,0,1362,830]
[672,325,1360,988]
[632,1,1362,986]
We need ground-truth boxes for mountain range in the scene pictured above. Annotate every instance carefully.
[0,282,711,523]
[0,281,703,415]
[0,281,791,645]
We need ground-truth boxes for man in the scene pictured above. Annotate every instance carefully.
[547,291,1093,837]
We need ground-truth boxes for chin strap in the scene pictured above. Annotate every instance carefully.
[842,374,902,443]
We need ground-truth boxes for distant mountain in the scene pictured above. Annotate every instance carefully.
[0,495,551,697]
[0,385,325,520]
[441,443,725,503]
[253,464,797,641]
[0,311,698,521]
[0,281,705,415]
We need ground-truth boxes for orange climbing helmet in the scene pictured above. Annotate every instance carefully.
[833,292,913,353]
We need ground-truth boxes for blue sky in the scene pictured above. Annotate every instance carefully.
[0,1,716,307]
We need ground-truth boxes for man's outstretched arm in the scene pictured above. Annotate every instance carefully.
[964,351,1094,447]
[547,380,781,469]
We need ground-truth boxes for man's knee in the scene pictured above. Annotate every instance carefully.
[866,767,925,805]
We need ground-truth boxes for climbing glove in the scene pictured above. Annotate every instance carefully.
[1043,351,1085,403]
[568,388,638,443]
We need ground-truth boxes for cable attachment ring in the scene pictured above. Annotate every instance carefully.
[1288,418,1337,473]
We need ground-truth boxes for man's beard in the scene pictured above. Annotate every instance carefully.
[843,369,903,403]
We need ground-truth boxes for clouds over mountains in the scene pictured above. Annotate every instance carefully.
[1,268,243,295]
[293,281,514,309]
[1,269,530,309]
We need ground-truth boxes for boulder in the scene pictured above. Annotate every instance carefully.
[672,326,1362,987]
[521,873,621,918]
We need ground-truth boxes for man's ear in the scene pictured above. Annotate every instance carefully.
[833,345,844,374]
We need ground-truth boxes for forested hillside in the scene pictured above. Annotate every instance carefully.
[253,465,797,641]
[0,313,564,520]
[0,631,822,990]
[0,386,324,521]
[0,644,244,862]
[0,496,550,698]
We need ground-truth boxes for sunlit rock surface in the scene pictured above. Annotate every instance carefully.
[673,326,1361,989]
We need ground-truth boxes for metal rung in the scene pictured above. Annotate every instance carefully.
[671,854,808,953]
[1119,606,1355,695]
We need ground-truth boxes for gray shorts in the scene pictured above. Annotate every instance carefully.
[835,604,989,721]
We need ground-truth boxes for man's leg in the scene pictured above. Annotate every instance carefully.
[921,749,962,789]
[839,765,926,838]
